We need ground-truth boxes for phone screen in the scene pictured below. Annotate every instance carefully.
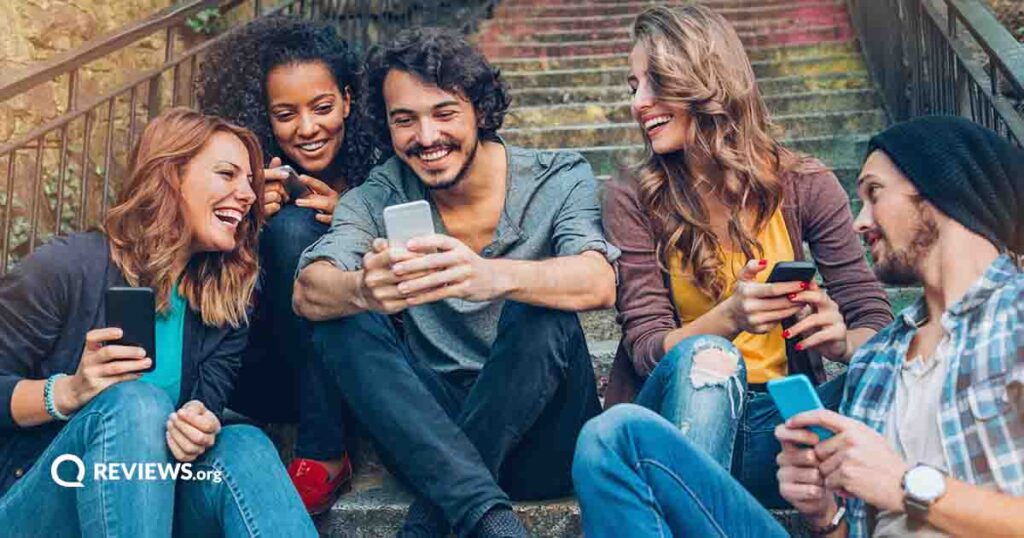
[104,287,156,372]
[766,374,833,440]
[383,200,435,250]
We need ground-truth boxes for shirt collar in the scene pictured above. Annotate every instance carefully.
[896,254,1018,330]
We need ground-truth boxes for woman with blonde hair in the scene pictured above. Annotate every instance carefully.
[574,4,892,530]
[0,108,314,536]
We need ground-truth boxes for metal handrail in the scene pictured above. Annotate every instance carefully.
[0,0,497,273]
[847,0,1024,145]
[0,0,226,105]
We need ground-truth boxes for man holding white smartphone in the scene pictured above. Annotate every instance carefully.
[293,28,619,538]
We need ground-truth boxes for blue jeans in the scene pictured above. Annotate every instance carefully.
[635,335,845,508]
[230,204,348,460]
[573,404,789,538]
[0,381,315,537]
[312,301,601,535]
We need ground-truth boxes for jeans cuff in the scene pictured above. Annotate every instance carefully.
[294,439,346,461]
[457,497,511,537]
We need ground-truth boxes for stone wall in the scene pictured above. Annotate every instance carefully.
[0,0,178,144]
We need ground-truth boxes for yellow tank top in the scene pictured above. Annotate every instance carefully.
[667,208,794,383]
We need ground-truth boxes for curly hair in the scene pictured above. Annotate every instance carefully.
[195,16,377,185]
[631,5,810,302]
[362,27,511,157]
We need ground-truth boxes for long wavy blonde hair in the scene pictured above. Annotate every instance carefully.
[104,107,265,328]
[632,5,804,301]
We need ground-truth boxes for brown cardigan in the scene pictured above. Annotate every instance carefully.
[602,158,894,408]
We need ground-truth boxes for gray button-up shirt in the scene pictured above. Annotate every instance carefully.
[298,143,620,373]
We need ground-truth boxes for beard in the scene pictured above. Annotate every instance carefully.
[873,204,939,286]
[406,137,480,191]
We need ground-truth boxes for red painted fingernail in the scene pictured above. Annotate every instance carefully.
[758,259,767,266]
[788,293,798,301]
[800,282,809,290]
[795,343,804,351]
[782,330,791,338]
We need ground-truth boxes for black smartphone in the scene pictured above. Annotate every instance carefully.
[277,165,310,200]
[766,261,817,283]
[104,287,156,372]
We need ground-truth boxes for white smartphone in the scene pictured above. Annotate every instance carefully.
[383,200,435,250]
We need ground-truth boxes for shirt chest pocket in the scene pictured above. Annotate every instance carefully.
[965,374,1012,421]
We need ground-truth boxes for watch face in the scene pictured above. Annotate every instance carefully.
[906,466,946,501]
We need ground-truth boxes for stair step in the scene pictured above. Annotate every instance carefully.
[501,53,866,90]
[481,30,854,59]
[574,133,872,177]
[503,109,887,148]
[493,41,860,72]
[509,70,871,108]
[505,89,881,129]
[493,0,845,20]
[483,22,849,46]
[481,7,850,34]
[315,464,816,537]
[500,0,840,7]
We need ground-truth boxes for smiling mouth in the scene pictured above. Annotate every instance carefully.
[643,115,672,133]
[296,140,328,153]
[415,147,453,163]
[213,208,243,228]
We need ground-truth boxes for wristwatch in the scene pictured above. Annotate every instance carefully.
[902,464,947,520]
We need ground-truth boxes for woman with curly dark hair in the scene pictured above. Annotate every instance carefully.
[195,16,374,514]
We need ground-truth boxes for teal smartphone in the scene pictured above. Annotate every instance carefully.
[766,374,833,441]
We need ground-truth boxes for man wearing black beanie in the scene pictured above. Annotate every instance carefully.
[562,116,1024,538]
[774,115,1024,537]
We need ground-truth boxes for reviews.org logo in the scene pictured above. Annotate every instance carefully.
[50,454,223,488]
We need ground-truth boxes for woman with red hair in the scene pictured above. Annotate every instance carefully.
[0,108,314,536]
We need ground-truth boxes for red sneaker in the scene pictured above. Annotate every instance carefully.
[287,454,353,515]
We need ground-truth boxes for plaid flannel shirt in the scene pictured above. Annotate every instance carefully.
[839,254,1024,537]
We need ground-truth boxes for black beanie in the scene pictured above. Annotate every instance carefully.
[867,115,1024,254]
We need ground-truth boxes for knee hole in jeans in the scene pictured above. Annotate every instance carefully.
[689,345,745,420]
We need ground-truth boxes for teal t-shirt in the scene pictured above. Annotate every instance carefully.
[141,286,185,403]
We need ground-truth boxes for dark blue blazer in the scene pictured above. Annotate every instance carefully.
[0,231,249,497]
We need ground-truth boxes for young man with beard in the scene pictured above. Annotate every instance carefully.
[292,28,618,538]
[571,116,1024,538]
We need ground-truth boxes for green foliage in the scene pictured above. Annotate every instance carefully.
[185,8,224,36]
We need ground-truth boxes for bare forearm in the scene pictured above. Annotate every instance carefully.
[662,302,740,353]
[495,253,615,311]
[10,377,76,427]
[293,261,367,321]
[927,478,1024,535]
[841,327,876,363]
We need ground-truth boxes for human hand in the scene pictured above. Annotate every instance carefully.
[294,175,340,225]
[792,409,909,513]
[166,400,221,463]
[61,328,152,414]
[775,419,837,523]
[720,259,807,335]
[784,281,850,360]
[357,238,420,314]
[262,156,290,218]
[391,234,503,305]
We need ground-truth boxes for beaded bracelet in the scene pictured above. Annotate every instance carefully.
[44,373,71,421]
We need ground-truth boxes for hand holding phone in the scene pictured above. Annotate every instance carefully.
[767,374,833,441]
[766,261,817,284]
[105,287,156,372]
[383,200,435,251]
[276,165,311,201]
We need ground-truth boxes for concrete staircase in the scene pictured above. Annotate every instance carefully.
[317,1,916,536]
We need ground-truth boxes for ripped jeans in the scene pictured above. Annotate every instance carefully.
[634,335,845,508]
